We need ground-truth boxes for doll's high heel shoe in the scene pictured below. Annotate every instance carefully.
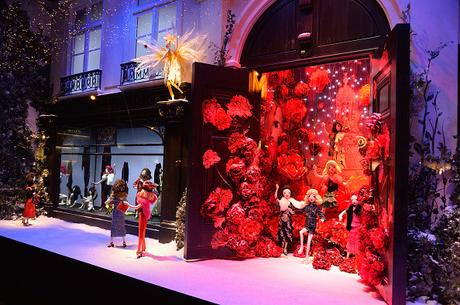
[136,252,142,259]
[107,242,114,248]
[122,241,127,248]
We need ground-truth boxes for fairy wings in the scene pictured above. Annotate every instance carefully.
[133,29,207,85]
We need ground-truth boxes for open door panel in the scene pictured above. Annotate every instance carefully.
[185,63,260,260]
[370,24,410,305]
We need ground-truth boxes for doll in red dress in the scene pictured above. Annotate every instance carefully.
[133,180,158,258]
[22,173,37,226]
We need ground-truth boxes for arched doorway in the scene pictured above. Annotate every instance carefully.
[185,2,408,305]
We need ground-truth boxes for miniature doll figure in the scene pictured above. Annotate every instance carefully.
[133,168,152,219]
[339,194,362,258]
[133,180,158,258]
[22,173,37,226]
[290,189,325,262]
[67,185,83,207]
[328,121,347,168]
[106,179,130,248]
[312,160,343,209]
[274,184,298,255]
[94,165,115,211]
[80,185,97,211]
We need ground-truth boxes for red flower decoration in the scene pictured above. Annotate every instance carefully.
[279,84,289,97]
[239,182,256,200]
[369,227,387,250]
[255,237,282,257]
[294,82,310,97]
[312,249,332,270]
[202,149,221,169]
[226,203,246,225]
[201,188,233,228]
[239,219,263,243]
[202,98,220,124]
[211,229,229,249]
[228,133,246,153]
[283,98,307,123]
[227,236,251,257]
[339,257,357,274]
[227,95,253,118]
[226,157,246,183]
[215,108,232,130]
[277,152,307,180]
[309,69,330,92]
[202,98,232,131]
[327,247,345,266]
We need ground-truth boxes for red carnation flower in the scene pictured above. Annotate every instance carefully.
[201,188,233,228]
[226,157,246,182]
[277,152,307,180]
[239,182,256,200]
[239,219,263,243]
[327,247,345,266]
[202,98,220,124]
[228,133,246,153]
[215,108,232,130]
[211,229,229,249]
[294,81,310,97]
[312,249,332,270]
[202,149,221,169]
[339,257,357,274]
[227,95,253,118]
[283,98,307,123]
[369,227,387,250]
[309,69,330,92]
[226,203,246,225]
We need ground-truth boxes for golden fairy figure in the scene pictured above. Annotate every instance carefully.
[134,29,207,100]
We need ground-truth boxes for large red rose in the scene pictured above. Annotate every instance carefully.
[294,81,310,97]
[226,157,246,182]
[227,95,253,118]
[202,149,221,169]
[215,108,232,130]
[309,69,330,92]
[201,188,233,228]
[226,203,246,225]
[277,152,307,180]
[284,98,307,123]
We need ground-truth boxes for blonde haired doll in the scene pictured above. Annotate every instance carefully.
[289,189,326,262]
[312,160,343,208]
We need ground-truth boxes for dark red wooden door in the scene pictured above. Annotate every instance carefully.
[370,24,410,305]
[184,63,259,260]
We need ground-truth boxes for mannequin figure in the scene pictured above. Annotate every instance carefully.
[312,160,343,209]
[68,185,83,207]
[94,165,115,211]
[80,186,97,211]
[339,194,362,258]
[290,189,325,262]
[106,179,130,248]
[22,173,37,226]
[133,180,158,258]
[274,184,300,255]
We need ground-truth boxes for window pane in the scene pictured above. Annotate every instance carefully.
[72,54,84,74]
[137,12,153,37]
[90,2,103,21]
[158,3,176,33]
[73,33,85,54]
[88,50,100,70]
[138,0,152,5]
[136,39,150,57]
[75,9,86,29]
[89,28,101,50]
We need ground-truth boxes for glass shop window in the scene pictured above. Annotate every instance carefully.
[57,127,164,222]
[71,2,103,74]
[134,1,176,58]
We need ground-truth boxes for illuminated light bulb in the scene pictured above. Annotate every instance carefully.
[307,123,311,127]
[299,140,302,143]
[90,95,96,101]
[321,140,325,143]
[341,112,345,115]
[317,119,320,122]
[359,123,364,126]
[362,68,366,71]
[322,109,326,112]
[335,110,339,113]
[341,67,345,70]
[311,158,315,161]
[346,109,349,112]
[319,153,323,157]
[330,107,333,110]
[349,68,352,72]
[327,69,331,73]
[355,95,359,98]
[361,114,365,118]
[310,108,314,112]
[326,114,330,117]
[327,143,330,146]
[320,66,324,69]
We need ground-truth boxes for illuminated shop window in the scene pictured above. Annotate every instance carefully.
[57,127,164,221]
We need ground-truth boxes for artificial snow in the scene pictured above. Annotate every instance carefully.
[0,216,386,305]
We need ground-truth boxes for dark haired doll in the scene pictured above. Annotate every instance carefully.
[339,194,362,258]
[22,173,37,226]
[133,181,158,258]
[106,179,130,248]
[274,184,296,255]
